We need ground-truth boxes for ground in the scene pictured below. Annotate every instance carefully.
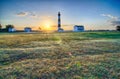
[0,32,120,79]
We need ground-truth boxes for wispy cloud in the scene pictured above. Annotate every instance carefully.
[29,12,39,18]
[101,14,120,26]
[16,12,38,18]
[40,16,55,20]
[111,20,120,26]
[101,14,118,20]
[16,12,28,16]
[62,24,75,27]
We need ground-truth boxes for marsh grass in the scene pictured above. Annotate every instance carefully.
[0,32,120,79]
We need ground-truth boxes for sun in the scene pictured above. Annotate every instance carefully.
[39,18,56,31]
[45,24,51,29]
[43,23,52,31]
[41,20,55,31]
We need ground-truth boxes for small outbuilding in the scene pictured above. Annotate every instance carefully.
[24,27,32,32]
[73,25,84,32]
[8,27,16,32]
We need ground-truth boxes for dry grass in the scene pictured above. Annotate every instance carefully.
[0,32,120,79]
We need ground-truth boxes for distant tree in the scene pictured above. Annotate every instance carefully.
[39,27,41,30]
[116,26,120,31]
[0,24,2,32]
[6,24,14,32]
[0,24,2,29]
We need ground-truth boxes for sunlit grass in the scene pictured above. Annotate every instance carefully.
[0,32,120,79]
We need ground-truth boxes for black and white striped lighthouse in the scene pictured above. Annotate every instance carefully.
[58,12,61,30]
[57,12,64,32]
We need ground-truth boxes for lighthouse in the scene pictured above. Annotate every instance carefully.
[58,12,64,32]
[58,12,61,30]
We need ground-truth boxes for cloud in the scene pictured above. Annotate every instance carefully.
[62,24,74,27]
[16,11,40,19]
[111,20,120,26]
[29,12,38,18]
[101,14,118,20]
[16,12,51,19]
[16,12,28,16]
[101,14,120,26]
[40,16,54,20]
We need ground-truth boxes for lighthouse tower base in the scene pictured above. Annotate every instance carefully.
[58,27,64,32]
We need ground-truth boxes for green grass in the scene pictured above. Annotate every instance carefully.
[0,32,120,79]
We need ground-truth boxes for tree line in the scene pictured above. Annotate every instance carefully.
[0,24,14,32]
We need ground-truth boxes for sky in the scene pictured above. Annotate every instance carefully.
[0,0,120,30]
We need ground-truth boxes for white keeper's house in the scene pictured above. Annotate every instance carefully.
[73,25,84,32]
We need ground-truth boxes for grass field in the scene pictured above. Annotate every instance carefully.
[0,32,120,79]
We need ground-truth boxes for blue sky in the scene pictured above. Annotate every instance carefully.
[0,0,120,30]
